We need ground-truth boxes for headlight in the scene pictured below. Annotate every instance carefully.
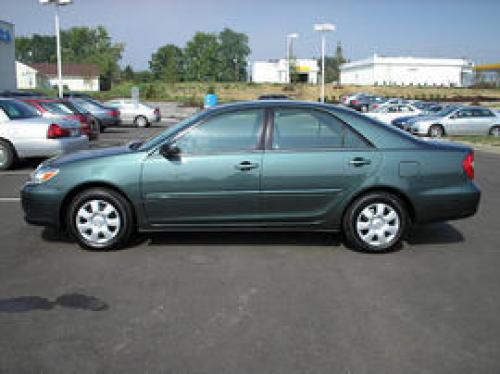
[29,167,59,184]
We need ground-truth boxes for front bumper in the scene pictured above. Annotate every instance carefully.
[21,183,63,228]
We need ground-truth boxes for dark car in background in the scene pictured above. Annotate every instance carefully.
[22,101,480,253]
[65,97,120,132]
[20,98,99,140]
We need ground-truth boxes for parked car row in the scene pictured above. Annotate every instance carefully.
[0,91,163,170]
[341,92,500,138]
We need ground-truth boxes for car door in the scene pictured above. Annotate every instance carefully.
[260,107,381,226]
[141,108,265,225]
[470,108,496,135]
[445,109,475,135]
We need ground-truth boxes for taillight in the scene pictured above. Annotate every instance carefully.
[462,151,474,180]
[154,108,160,115]
[47,124,70,139]
[80,123,91,136]
[77,114,87,124]
[351,100,359,105]
[108,110,119,117]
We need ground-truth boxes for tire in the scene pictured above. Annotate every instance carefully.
[89,117,100,138]
[0,139,16,171]
[489,126,500,137]
[134,115,149,128]
[67,188,134,251]
[342,192,408,253]
[428,124,444,138]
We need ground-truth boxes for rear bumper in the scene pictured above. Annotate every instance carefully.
[16,136,89,159]
[100,117,121,126]
[21,183,63,228]
[414,183,481,223]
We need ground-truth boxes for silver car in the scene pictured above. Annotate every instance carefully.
[409,106,500,137]
[105,99,161,128]
[0,98,89,170]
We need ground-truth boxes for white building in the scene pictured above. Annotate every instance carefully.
[251,59,319,84]
[16,61,50,89]
[340,54,474,87]
[25,63,100,91]
[0,20,16,91]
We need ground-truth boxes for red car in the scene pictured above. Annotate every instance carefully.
[20,98,99,141]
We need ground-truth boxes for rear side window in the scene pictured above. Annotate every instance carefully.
[272,108,369,150]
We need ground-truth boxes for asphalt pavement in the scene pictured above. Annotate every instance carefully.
[1,123,499,373]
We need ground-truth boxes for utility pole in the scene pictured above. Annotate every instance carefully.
[314,23,335,102]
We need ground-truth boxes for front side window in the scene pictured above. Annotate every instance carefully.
[272,108,369,150]
[174,109,264,154]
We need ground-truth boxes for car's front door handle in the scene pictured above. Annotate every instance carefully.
[235,161,259,171]
[349,157,372,167]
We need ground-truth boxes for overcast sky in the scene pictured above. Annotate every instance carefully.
[2,0,499,69]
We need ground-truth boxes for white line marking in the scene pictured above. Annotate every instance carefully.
[0,198,21,202]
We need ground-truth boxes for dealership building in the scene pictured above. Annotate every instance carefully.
[251,59,319,84]
[340,54,474,87]
[0,19,16,91]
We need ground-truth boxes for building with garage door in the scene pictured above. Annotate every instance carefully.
[0,20,16,91]
[251,59,319,84]
[340,54,474,87]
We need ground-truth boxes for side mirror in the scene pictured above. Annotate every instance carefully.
[159,143,181,159]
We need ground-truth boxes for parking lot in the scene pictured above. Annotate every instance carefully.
[1,120,500,373]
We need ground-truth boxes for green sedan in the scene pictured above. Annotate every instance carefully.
[21,101,480,252]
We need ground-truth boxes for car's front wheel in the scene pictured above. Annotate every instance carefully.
[428,124,444,138]
[343,192,408,252]
[67,188,134,250]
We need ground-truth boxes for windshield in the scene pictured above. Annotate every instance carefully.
[0,100,40,119]
[138,111,206,151]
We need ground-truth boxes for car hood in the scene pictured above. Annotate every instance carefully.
[46,145,134,167]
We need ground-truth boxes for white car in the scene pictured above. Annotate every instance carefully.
[105,99,161,128]
[0,98,88,170]
[409,106,500,137]
[364,103,422,124]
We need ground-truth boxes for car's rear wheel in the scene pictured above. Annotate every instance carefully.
[67,188,134,251]
[428,124,444,138]
[134,116,149,128]
[0,140,16,171]
[343,192,408,252]
[489,126,500,137]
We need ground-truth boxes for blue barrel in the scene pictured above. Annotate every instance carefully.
[204,94,218,109]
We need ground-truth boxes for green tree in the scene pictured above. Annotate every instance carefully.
[320,41,346,83]
[15,26,124,90]
[149,44,184,82]
[122,65,135,81]
[15,34,56,63]
[217,28,250,81]
[184,32,221,81]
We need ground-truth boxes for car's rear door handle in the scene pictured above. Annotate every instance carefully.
[349,157,372,167]
[235,161,259,171]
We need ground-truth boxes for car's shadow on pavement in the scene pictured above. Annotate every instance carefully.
[406,223,464,245]
[41,222,464,250]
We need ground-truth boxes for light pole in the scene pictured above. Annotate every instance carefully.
[286,33,299,84]
[314,23,335,102]
[39,0,73,98]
